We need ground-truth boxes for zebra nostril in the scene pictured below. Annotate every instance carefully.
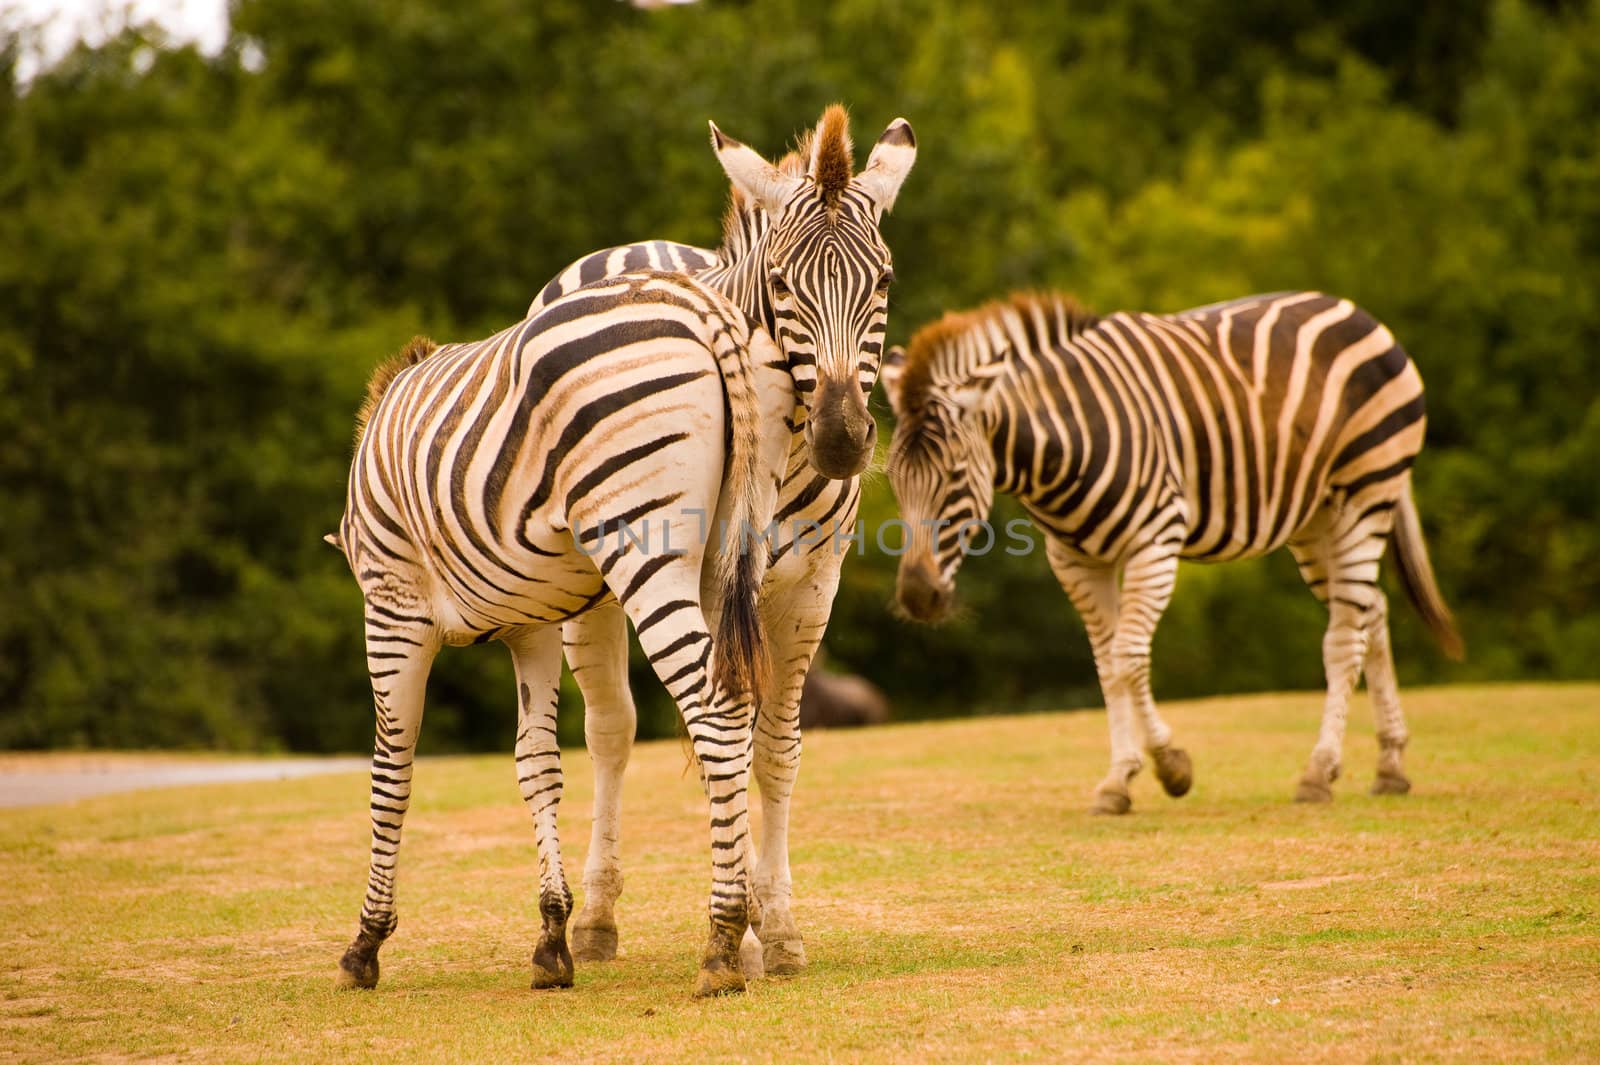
[896,556,953,622]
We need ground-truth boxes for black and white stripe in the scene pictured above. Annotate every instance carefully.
[883,290,1462,811]
[525,108,914,977]
[331,271,794,997]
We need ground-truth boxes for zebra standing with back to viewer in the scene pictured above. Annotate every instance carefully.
[327,271,798,997]
[527,106,915,975]
[881,290,1463,813]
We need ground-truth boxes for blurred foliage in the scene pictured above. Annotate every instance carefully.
[1,0,1595,750]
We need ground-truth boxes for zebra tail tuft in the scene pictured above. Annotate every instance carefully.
[1391,479,1465,661]
[713,529,770,706]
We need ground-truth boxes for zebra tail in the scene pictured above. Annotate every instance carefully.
[709,327,773,708]
[1391,479,1465,661]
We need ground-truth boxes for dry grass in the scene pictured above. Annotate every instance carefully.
[2,683,1597,1063]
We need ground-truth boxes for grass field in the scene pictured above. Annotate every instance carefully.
[2,683,1597,1063]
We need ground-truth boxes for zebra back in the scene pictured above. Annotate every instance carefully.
[886,290,1430,564]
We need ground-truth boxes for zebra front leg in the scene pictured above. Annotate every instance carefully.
[1117,541,1192,799]
[1363,595,1412,795]
[561,604,635,962]
[507,626,576,989]
[1045,543,1143,814]
[746,575,838,976]
[338,606,438,989]
[1088,540,1188,812]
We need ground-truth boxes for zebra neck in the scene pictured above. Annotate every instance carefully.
[992,354,1106,503]
[699,226,776,340]
[702,215,819,491]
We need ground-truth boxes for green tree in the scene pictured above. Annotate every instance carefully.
[1,0,1593,750]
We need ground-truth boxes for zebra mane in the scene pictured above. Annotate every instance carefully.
[900,292,1100,416]
[715,105,854,262]
[355,335,437,444]
[811,104,854,210]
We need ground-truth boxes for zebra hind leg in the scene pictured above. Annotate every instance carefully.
[682,684,757,998]
[562,604,635,962]
[338,603,438,989]
[600,523,756,996]
[1292,526,1386,803]
[507,626,576,990]
[1363,594,1413,796]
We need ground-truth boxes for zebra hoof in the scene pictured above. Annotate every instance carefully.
[1370,770,1412,796]
[762,937,806,976]
[692,955,746,998]
[1152,746,1193,798]
[570,922,619,963]
[1294,775,1334,803]
[692,929,747,998]
[531,934,575,990]
[336,932,382,990]
[1091,787,1132,816]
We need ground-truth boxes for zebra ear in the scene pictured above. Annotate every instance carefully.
[880,344,907,414]
[710,121,805,220]
[856,118,916,218]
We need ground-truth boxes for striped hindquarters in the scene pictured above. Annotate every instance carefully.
[1160,291,1426,559]
[341,272,779,651]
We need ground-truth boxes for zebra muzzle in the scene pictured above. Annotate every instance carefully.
[895,554,954,622]
[806,381,877,479]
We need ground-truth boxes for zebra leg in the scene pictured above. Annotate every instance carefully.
[506,625,576,990]
[682,683,757,997]
[561,604,635,962]
[1294,531,1384,803]
[338,607,438,990]
[1363,594,1413,796]
[1045,542,1143,815]
[604,553,755,997]
[746,573,837,976]
[1116,543,1191,799]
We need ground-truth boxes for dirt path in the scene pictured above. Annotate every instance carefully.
[0,754,369,808]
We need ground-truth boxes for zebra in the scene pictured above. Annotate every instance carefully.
[526,107,915,975]
[880,290,1463,813]
[328,270,797,997]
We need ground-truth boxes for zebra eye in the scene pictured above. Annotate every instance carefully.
[876,268,894,292]
[768,270,791,298]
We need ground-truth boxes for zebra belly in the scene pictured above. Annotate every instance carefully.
[422,539,608,646]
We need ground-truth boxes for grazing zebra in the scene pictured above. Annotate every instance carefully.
[881,290,1463,813]
[527,107,915,975]
[329,271,796,997]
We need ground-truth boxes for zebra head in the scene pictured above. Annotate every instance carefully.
[710,107,916,479]
[881,328,1008,622]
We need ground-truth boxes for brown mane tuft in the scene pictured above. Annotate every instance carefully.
[777,136,810,179]
[899,292,1099,417]
[718,112,843,254]
[811,104,854,210]
[719,183,752,254]
[355,335,436,443]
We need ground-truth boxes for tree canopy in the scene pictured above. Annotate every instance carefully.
[2,0,1596,750]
